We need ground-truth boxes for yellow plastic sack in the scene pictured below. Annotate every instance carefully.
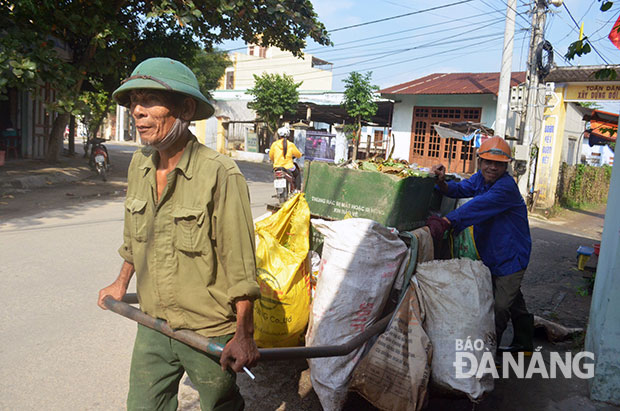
[254,193,311,347]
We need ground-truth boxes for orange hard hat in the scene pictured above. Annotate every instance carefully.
[478,136,512,162]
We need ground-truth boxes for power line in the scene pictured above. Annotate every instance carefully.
[223,8,490,54]
[336,33,528,80]
[227,17,507,72]
[327,32,505,71]
[374,33,528,86]
[328,0,474,32]
[562,2,611,64]
[290,33,526,84]
[305,11,501,53]
[308,17,506,57]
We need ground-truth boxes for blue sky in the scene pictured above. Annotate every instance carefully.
[221,0,620,109]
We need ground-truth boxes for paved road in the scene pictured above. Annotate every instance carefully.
[0,143,277,410]
[1,145,611,410]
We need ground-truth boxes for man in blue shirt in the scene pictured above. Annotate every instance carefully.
[431,136,533,354]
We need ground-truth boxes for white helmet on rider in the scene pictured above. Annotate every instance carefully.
[277,126,289,137]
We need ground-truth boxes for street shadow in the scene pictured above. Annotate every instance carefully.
[235,160,274,183]
[0,194,125,232]
[524,225,599,328]
[562,207,606,219]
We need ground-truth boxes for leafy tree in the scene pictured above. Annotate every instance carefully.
[579,102,603,110]
[343,71,379,161]
[565,0,617,79]
[247,73,302,142]
[189,50,231,98]
[1,0,330,162]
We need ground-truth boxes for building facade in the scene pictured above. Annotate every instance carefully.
[380,72,525,173]
[220,45,333,91]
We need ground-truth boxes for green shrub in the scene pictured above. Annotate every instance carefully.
[557,163,611,208]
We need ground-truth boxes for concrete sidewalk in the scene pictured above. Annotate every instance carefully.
[0,150,92,194]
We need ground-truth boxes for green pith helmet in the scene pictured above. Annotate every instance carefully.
[112,57,214,121]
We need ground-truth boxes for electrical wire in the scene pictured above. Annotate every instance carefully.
[286,32,526,84]
[230,30,507,76]
[303,12,503,53]
[227,17,507,72]
[328,0,475,32]
[562,2,612,64]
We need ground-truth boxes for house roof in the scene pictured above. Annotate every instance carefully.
[379,72,525,96]
[545,65,620,83]
[583,109,619,125]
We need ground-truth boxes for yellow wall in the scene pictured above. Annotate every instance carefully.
[219,47,332,91]
[193,120,206,145]
[534,87,567,207]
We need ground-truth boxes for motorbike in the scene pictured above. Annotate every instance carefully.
[273,166,297,203]
[87,137,110,181]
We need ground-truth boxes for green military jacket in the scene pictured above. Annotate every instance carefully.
[119,135,260,337]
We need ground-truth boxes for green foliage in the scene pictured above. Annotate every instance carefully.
[78,90,113,139]
[342,71,379,160]
[247,73,302,135]
[557,163,612,208]
[343,71,379,127]
[594,67,618,81]
[565,38,591,60]
[2,0,330,160]
[599,126,618,138]
[601,1,614,11]
[579,101,603,110]
[565,1,617,80]
[189,50,231,98]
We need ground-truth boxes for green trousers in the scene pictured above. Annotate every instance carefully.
[127,324,244,411]
[492,269,531,348]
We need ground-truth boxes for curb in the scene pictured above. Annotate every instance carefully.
[0,167,92,193]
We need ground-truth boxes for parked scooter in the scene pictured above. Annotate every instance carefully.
[87,137,110,181]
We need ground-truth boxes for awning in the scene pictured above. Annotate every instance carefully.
[282,100,394,127]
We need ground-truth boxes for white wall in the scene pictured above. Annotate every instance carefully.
[384,93,498,162]
[561,103,587,165]
[229,48,332,91]
[580,140,615,166]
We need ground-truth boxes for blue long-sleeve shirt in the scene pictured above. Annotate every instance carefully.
[442,171,531,276]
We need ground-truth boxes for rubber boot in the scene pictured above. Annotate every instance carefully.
[499,313,534,354]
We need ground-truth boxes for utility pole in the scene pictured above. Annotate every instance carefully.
[517,0,548,195]
[495,0,517,139]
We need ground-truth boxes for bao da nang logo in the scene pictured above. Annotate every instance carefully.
[453,338,594,379]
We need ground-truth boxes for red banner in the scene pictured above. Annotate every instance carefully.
[608,14,620,50]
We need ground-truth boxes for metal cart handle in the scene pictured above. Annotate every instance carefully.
[103,294,392,361]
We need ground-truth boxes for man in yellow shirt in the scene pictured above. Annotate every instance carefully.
[269,127,303,189]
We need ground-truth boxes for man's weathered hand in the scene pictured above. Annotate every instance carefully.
[97,281,127,310]
[431,164,449,193]
[97,261,134,310]
[431,164,446,181]
[220,334,259,372]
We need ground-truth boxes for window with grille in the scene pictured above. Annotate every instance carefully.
[431,108,461,119]
[412,121,426,156]
[461,139,475,161]
[443,138,458,160]
[428,122,441,157]
[463,109,481,120]
[415,108,428,117]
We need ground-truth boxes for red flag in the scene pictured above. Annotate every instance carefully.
[609,14,620,50]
